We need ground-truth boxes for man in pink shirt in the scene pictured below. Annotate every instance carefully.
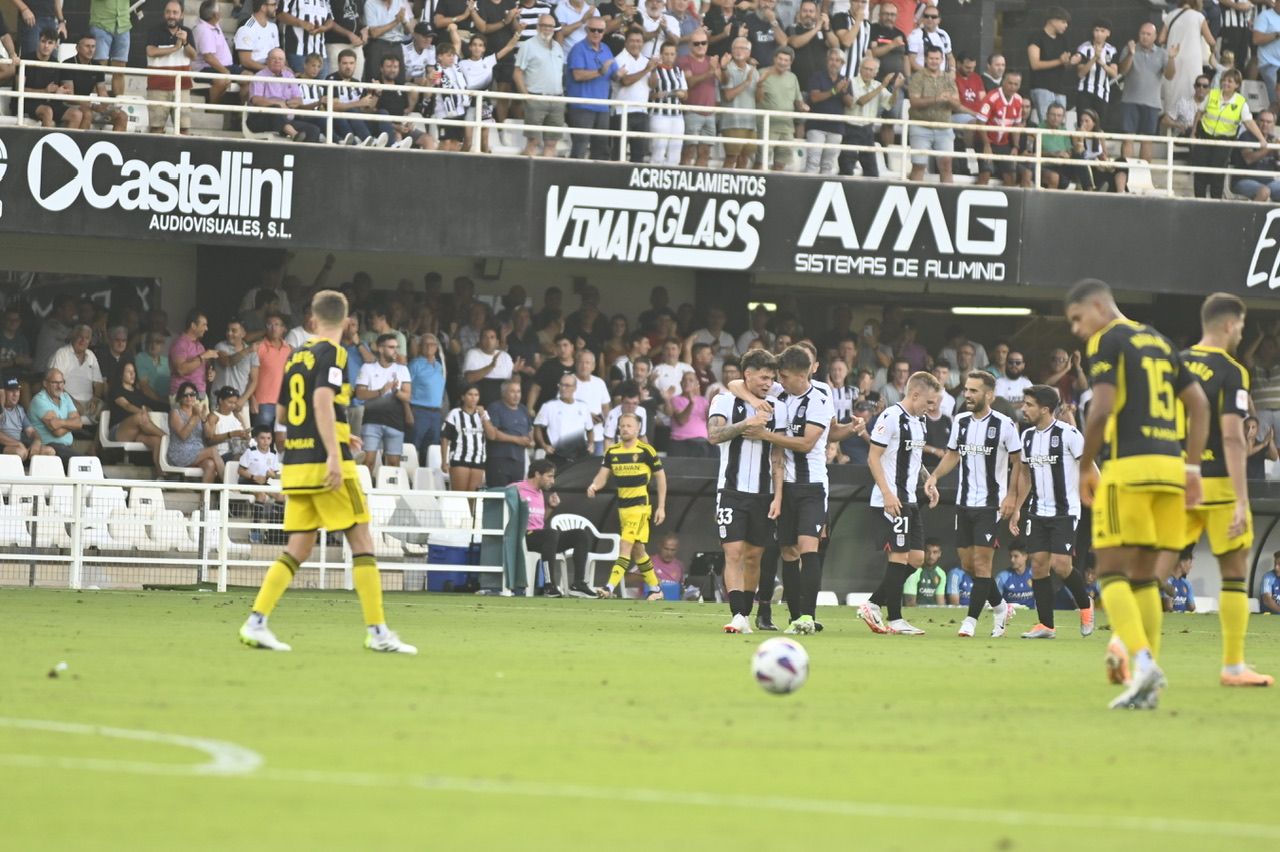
[169,309,218,405]
[678,27,718,167]
[517,459,600,598]
[651,533,685,584]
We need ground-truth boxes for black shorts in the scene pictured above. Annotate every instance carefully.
[493,62,515,85]
[716,489,775,548]
[26,100,69,122]
[981,142,1017,176]
[438,122,465,142]
[955,506,1002,550]
[778,483,827,547]
[874,505,924,554]
[1023,514,1078,556]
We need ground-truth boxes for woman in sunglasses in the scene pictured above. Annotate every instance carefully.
[168,380,225,482]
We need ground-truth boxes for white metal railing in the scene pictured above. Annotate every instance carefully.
[0,475,510,593]
[4,59,1276,198]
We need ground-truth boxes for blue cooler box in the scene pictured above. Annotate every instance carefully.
[427,544,478,592]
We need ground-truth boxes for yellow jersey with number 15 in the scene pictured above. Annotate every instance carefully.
[278,339,358,493]
[1085,319,1193,492]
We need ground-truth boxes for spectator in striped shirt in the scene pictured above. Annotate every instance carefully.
[327,48,387,144]
[1073,18,1117,120]
[648,42,688,166]
[432,39,469,151]
[442,384,496,491]
[279,0,336,75]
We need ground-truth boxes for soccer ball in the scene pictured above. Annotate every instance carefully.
[751,637,809,695]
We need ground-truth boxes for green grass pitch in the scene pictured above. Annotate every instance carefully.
[2,589,1278,851]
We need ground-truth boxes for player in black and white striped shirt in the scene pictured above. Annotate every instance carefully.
[1074,20,1118,118]
[708,350,783,634]
[757,346,834,636]
[859,371,943,636]
[925,371,1022,638]
[1009,384,1096,639]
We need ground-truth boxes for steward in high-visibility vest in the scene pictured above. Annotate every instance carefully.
[1192,69,1268,199]
[1200,87,1248,139]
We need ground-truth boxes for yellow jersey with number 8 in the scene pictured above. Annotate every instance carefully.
[1085,319,1193,491]
[278,339,358,493]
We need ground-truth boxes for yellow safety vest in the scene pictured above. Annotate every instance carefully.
[1200,89,1247,138]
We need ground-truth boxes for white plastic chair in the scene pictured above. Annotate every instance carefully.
[356,464,374,494]
[0,453,25,501]
[367,493,405,558]
[401,445,420,482]
[376,465,409,491]
[223,460,256,508]
[28,455,65,492]
[98,411,147,456]
[413,467,447,492]
[157,432,204,480]
[549,514,621,593]
[0,486,34,546]
[128,486,166,517]
[426,444,443,471]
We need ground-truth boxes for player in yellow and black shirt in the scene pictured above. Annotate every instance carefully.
[1066,279,1209,710]
[586,412,667,599]
[238,290,416,656]
[1179,294,1272,687]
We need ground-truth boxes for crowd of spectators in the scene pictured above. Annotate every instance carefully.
[5,263,1280,497]
[2,1,1278,195]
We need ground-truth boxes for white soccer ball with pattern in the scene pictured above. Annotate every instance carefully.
[752,637,809,695]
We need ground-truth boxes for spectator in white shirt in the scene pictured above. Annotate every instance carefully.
[639,0,680,58]
[604,380,651,443]
[993,350,1032,411]
[285,302,313,349]
[533,373,597,464]
[572,349,612,451]
[235,0,282,73]
[49,324,105,422]
[355,333,413,470]
[462,326,521,406]
[650,337,694,397]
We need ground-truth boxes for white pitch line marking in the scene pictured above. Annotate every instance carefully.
[0,717,262,776]
[1,721,1276,842]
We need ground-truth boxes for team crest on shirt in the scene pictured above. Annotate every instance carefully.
[896,534,905,547]
[329,366,343,386]
[1050,436,1060,448]
[987,426,997,439]
[719,525,727,538]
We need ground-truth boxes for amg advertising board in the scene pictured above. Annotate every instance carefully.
[535,162,1021,283]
